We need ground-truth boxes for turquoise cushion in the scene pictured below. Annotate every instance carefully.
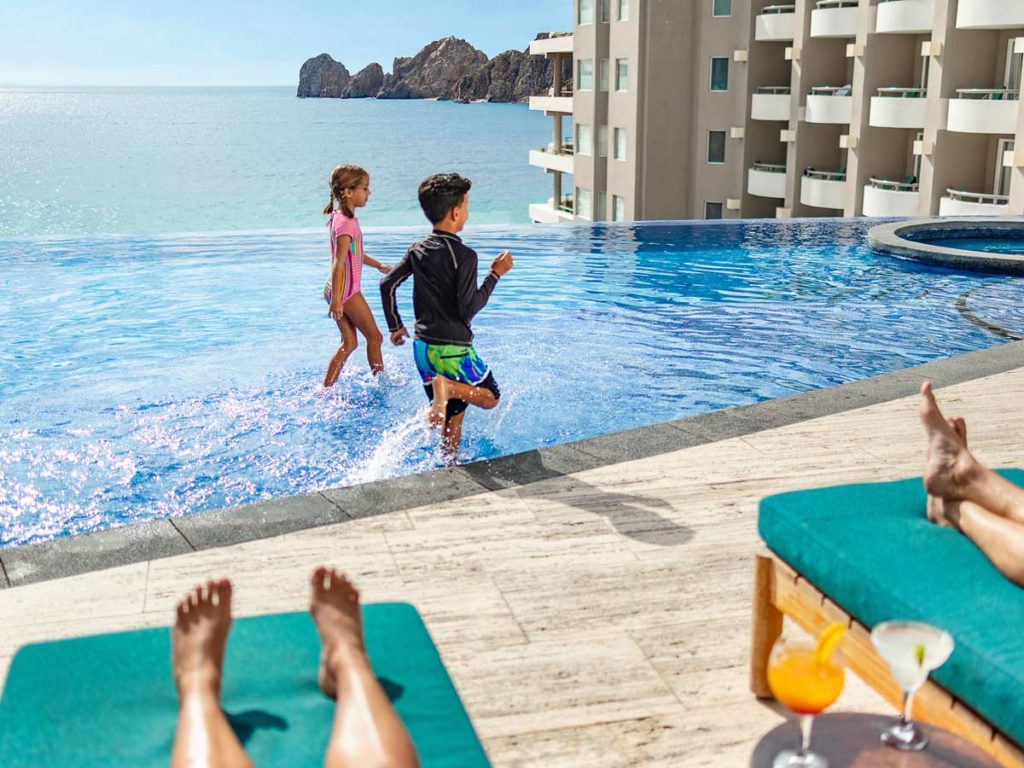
[759,469,1024,748]
[0,603,490,768]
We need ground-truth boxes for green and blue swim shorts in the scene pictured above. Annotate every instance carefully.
[412,339,500,418]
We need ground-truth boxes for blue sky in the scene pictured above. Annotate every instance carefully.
[0,0,570,86]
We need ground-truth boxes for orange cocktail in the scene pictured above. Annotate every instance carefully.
[767,647,844,714]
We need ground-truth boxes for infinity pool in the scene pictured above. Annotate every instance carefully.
[2,218,1023,546]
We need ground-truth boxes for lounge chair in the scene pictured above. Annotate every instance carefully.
[750,472,1024,767]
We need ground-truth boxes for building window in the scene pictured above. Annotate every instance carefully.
[597,191,608,219]
[612,195,626,221]
[613,127,627,160]
[600,0,611,22]
[578,59,594,91]
[710,57,729,92]
[576,187,593,220]
[599,59,610,91]
[577,124,593,156]
[616,59,629,92]
[707,130,726,164]
[705,202,724,219]
[618,0,630,21]
[578,0,594,24]
[597,125,608,157]
[713,0,732,17]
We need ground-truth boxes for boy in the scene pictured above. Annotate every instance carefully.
[380,173,513,459]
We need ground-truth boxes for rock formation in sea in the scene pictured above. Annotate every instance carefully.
[296,33,572,103]
[296,53,351,98]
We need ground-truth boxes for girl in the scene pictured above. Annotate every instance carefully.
[322,164,391,387]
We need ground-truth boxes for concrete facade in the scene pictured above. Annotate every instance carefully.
[529,0,1024,222]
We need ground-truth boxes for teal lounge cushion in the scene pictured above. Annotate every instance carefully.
[759,469,1024,748]
[0,602,490,768]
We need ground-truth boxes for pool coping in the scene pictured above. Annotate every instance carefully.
[4,340,1024,589]
[868,217,1024,275]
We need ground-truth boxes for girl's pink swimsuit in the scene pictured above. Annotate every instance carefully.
[323,210,364,310]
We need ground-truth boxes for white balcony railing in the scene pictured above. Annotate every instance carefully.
[756,4,797,41]
[528,94,574,115]
[801,169,847,210]
[869,87,928,129]
[806,85,853,124]
[876,0,935,34]
[751,87,792,121]
[956,0,1024,30]
[528,147,575,175]
[529,197,575,224]
[863,177,921,216]
[939,188,1010,215]
[529,34,574,56]
[748,162,788,198]
[946,89,1019,134]
[810,0,860,38]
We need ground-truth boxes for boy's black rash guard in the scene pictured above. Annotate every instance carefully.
[380,230,499,346]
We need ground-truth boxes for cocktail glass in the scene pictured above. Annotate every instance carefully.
[870,620,954,751]
[767,635,845,768]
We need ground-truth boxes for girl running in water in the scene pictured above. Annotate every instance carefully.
[322,164,391,387]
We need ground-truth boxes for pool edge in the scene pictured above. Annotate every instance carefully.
[5,339,1024,588]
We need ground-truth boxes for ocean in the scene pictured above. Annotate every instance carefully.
[0,86,553,237]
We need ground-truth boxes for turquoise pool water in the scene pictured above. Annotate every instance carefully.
[922,237,1024,255]
[2,218,1023,546]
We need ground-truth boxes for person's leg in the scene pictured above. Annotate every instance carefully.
[428,376,497,430]
[325,316,358,387]
[927,415,967,529]
[171,579,253,768]
[310,567,420,768]
[441,411,466,462]
[957,501,1024,587]
[919,381,1024,523]
[340,293,385,375]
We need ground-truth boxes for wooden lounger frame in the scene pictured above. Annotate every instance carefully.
[750,547,1024,768]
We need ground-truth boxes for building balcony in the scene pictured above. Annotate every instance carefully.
[862,178,921,217]
[528,145,575,174]
[528,91,573,115]
[869,87,928,129]
[810,0,860,38]
[875,0,935,34]
[805,86,853,124]
[529,34,574,56]
[748,162,788,198]
[529,197,575,224]
[800,169,847,210]
[751,87,792,121]
[956,0,1024,30]
[755,5,797,42]
[939,188,1010,215]
[946,89,1019,134]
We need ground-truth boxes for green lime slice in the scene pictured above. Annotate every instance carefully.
[914,644,926,667]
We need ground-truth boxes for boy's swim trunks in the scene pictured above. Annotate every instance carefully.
[413,339,500,418]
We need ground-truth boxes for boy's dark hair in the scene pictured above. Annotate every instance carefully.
[418,173,472,225]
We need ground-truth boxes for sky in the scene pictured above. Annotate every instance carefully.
[0,0,570,86]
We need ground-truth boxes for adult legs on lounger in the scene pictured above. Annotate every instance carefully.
[170,571,420,768]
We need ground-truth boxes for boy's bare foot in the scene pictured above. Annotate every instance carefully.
[310,566,365,699]
[172,579,233,699]
[920,381,979,501]
[428,376,452,430]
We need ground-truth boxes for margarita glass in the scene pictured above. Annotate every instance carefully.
[870,621,955,751]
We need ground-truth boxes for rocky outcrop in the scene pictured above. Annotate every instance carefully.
[297,33,571,103]
[297,54,351,98]
[346,63,385,98]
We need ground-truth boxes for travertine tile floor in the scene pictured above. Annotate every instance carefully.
[3,371,1023,766]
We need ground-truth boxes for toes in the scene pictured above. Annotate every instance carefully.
[312,566,331,593]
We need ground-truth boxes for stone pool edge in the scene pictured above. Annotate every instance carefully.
[5,339,1024,588]
[867,217,1024,275]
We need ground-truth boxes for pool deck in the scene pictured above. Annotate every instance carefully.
[2,345,1024,765]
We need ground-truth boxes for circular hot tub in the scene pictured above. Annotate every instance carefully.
[868,218,1024,275]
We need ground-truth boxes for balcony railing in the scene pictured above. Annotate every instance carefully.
[955,87,1020,100]
[811,85,853,96]
[761,4,796,14]
[868,176,919,191]
[546,86,574,98]
[540,143,574,156]
[816,0,857,7]
[804,168,847,181]
[753,161,787,173]
[945,188,1009,204]
[556,196,574,214]
[876,86,927,98]
[757,86,792,95]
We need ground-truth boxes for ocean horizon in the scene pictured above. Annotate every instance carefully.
[0,85,555,238]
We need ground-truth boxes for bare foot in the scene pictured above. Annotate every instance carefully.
[920,381,979,501]
[927,415,967,529]
[428,376,452,431]
[172,579,233,699]
[310,566,366,699]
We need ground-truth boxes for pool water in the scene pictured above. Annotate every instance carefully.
[917,237,1024,255]
[2,218,1023,546]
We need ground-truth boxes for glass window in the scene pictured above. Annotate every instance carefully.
[599,59,610,92]
[705,202,724,219]
[707,130,726,164]
[614,127,627,160]
[597,125,608,157]
[578,0,594,24]
[597,191,608,220]
[576,187,593,220]
[713,0,732,17]
[618,0,630,21]
[710,57,729,92]
[601,0,611,22]
[578,59,594,91]
[612,195,626,221]
[577,124,593,156]
[616,59,629,92]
